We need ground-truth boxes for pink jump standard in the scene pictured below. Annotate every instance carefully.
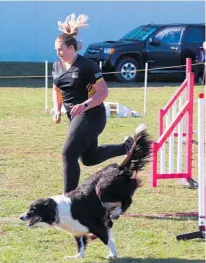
[151,58,196,188]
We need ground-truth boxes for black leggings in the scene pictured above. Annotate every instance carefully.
[62,109,127,193]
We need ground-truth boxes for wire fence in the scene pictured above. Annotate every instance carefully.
[0,62,204,79]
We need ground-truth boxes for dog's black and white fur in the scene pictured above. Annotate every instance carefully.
[20,124,151,259]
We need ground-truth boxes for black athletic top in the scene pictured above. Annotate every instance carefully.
[52,55,105,114]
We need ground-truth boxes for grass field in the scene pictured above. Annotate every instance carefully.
[0,84,205,263]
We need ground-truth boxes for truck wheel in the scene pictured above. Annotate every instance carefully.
[115,58,139,82]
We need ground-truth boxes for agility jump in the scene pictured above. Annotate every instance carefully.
[151,58,205,239]
[151,58,197,188]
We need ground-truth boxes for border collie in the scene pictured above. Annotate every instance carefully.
[20,124,151,259]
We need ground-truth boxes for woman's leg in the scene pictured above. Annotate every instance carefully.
[80,111,134,166]
[62,112,106,193]
[62,111,133,193]
[80,138,130,166]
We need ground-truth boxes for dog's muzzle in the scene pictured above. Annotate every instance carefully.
[20,214,29,221]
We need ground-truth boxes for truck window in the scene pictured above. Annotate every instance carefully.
[155,27,183,44]
[183,27,204,43]
[121,26,157,41]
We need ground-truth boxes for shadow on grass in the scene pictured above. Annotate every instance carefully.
[108,258,204,263]
[0,62,52,88]
[0,61,186,88]
[0,78,53,88]
[0,77,183,88]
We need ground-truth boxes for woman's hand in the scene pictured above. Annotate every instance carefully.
[70,104,87,118]
[53,111,61,123]
[52,84,62,123]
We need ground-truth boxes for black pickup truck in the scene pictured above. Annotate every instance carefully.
[84,23,205,82]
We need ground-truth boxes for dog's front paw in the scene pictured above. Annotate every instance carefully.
[63,253,84,259]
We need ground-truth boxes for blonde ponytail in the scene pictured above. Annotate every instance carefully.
[58,13,89,37]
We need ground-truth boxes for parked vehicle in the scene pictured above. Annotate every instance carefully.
[84,23,205,82]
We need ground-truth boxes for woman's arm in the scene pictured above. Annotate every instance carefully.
[84,78,109,109]
[52,84,63,123]
[70,78,108,117]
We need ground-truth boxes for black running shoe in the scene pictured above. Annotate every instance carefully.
[123,136,134,153]
[134,123,147,138]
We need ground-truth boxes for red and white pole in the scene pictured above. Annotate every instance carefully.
[198,93,205,232]
[176,93,205,240]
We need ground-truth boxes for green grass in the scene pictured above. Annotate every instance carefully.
[0,85,205,263]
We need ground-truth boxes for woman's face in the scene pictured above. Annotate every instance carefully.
[55,39,74,62]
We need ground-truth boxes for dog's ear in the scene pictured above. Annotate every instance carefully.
[41,198,58,224]
[44,198,56,211]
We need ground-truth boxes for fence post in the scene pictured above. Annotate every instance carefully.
[45,60,48,113]
[143,62,148,117]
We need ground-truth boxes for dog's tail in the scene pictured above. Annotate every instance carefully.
[119,124,152,176]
